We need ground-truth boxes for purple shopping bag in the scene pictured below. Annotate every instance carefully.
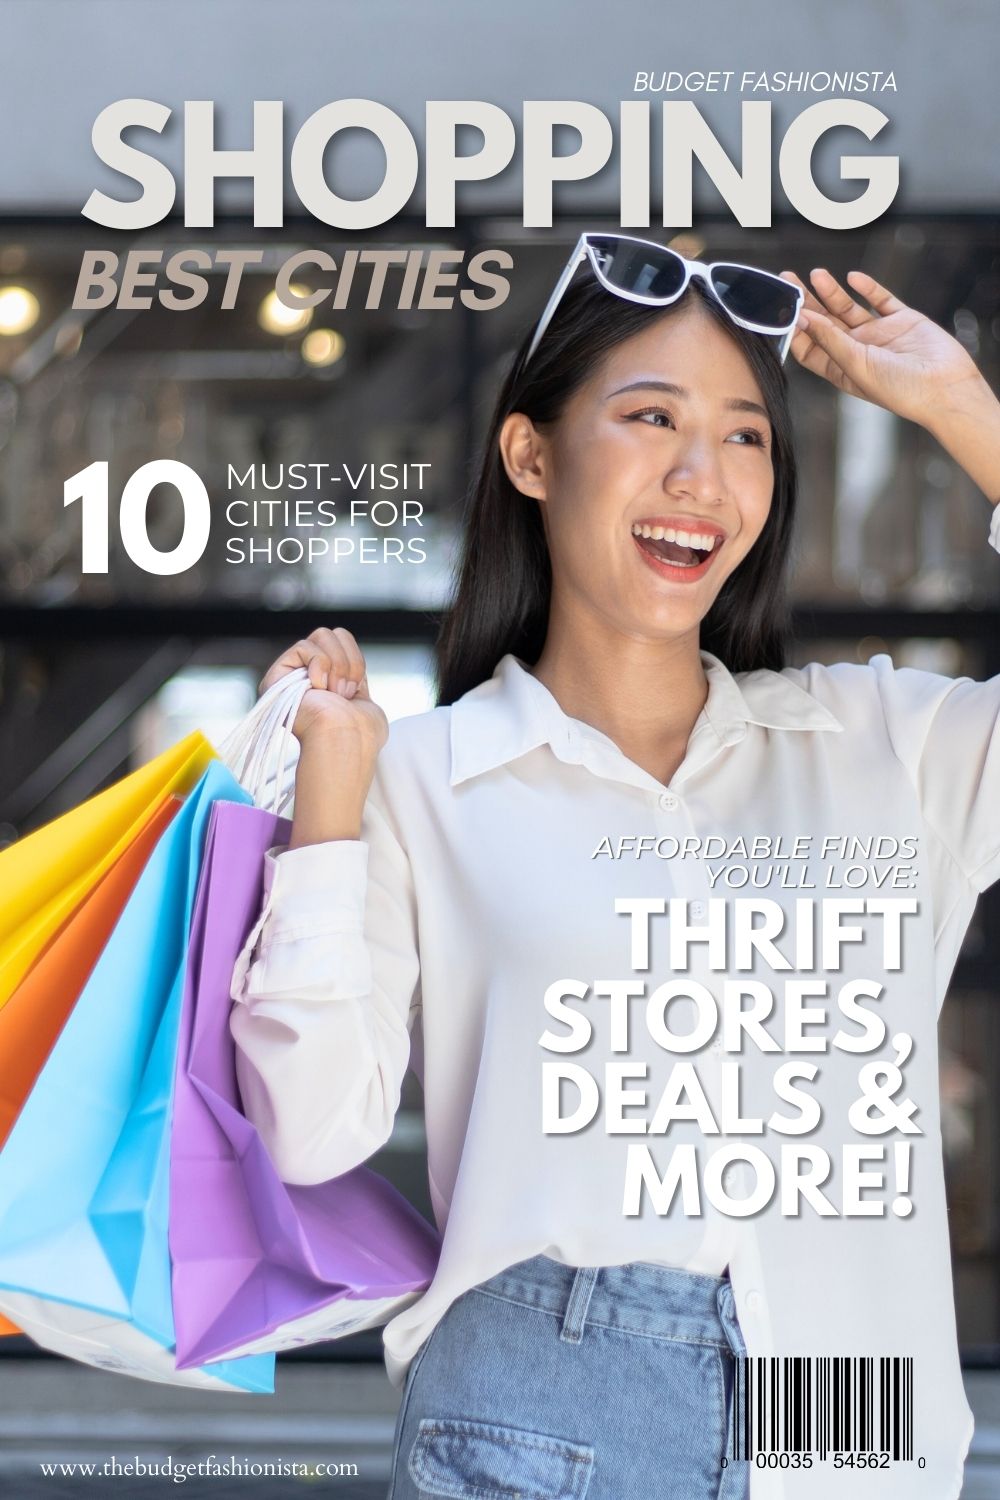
[168,799,440,1368]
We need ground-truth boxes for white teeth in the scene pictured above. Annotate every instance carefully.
[631,522,720,550]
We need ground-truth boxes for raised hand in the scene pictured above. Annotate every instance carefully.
[259,626,388,753]
[779,267,983,427]
[258,627,389,846]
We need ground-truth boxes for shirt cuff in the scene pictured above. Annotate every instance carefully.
[262,840,369,938]
[988,502,1000,554]
[229,840,369,1003]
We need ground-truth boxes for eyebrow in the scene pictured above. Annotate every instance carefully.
[607,379,770,421]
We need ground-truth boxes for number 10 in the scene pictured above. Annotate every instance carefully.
[65,460,211,575]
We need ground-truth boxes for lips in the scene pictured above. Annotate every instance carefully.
[631,517,726,581]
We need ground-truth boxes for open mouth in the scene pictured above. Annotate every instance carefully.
[631,521,723,571]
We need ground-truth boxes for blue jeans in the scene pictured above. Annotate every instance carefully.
[387,1255,750,1500]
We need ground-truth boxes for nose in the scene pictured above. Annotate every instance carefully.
[664,432,725,505]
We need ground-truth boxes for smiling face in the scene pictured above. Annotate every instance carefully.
[500,296,777,652]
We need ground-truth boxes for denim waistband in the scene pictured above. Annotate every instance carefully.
[472,1254,743,1353]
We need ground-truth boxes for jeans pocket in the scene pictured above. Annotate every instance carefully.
[408,1416,594,1500]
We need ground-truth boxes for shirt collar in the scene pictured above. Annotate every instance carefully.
[449,650,844,788]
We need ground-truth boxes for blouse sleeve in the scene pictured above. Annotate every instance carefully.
[868,508,1000,895]
[227,766,421,1186]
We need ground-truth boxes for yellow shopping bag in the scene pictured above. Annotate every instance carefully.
[0,731,214,1011]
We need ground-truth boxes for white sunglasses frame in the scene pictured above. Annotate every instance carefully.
[522,232,804,369]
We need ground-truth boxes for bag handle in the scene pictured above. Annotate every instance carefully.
[217,669,311,815]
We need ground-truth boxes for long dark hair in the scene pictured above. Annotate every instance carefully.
[435,273,798,706]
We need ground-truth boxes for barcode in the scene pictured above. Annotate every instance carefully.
[732,1357,913,1461]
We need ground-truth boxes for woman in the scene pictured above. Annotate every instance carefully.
[229,241,1000,1500]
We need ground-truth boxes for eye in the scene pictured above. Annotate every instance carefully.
[627,407,770,448]
[627,406,674,428]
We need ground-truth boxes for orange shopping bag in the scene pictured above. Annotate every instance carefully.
[0,732,213,1011]
[0,794,181,1149]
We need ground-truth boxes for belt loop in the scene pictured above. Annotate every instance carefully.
[716,1279,746,1359]
[716,1279,749,1500]
[559,1266,599,1344]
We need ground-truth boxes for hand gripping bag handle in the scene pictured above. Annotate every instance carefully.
[217,669,311,815]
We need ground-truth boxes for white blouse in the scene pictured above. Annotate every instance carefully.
[229,507,1000,1500]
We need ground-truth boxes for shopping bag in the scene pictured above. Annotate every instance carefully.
[0,793,182,1342]
[0,798,180,1344]
[0,793,180,1148]
[0,759,273,1393]
[0,731,213,1010]
[170,795,440,1367]
[0,1296,270,1390]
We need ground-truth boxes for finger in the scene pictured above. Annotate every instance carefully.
[798,309,859,361]
[259,642,325,695]
[787,325,843,385]
[780,269,836,321]
[784,301,839,368]
[785,324,822,370]
[781,275,834,366]
[844,269,908,317]
[793,310,866,392]
[295,639,336,692]
[331,627,367,689]
[304,649,332,692]
[807,268,874,328]
[307,627,355,691]
[351,668,372,702]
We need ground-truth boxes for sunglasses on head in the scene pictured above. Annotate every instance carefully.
[522,233,804,370]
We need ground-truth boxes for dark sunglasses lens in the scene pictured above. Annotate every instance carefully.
[588,237,687,300]
[711,265,799,328]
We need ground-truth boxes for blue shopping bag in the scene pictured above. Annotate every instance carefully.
[0,760,273,1393]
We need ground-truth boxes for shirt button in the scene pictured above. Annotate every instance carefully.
[658,792,679,811]
[710,1039,723,1054]
[690,901,706,919]
[745,1290,763,1313]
